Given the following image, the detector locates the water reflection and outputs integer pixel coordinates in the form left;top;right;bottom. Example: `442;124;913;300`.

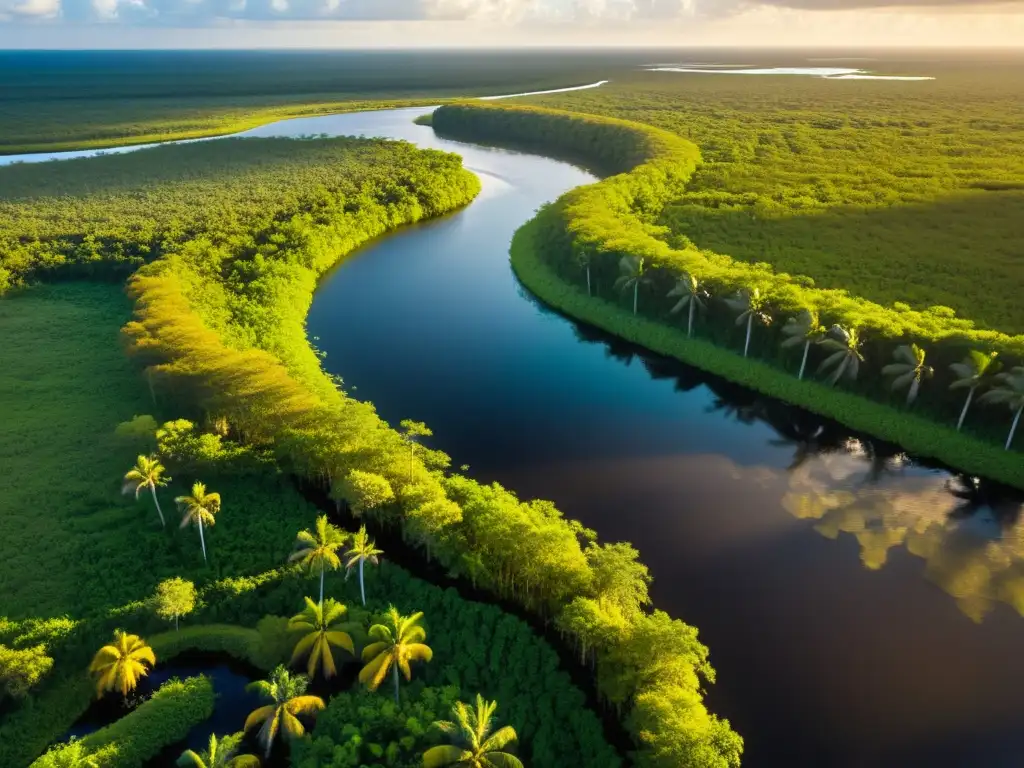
561;310;1024;623
785;462;1024;622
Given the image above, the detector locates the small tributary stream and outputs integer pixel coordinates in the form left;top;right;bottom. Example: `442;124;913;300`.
12;103;1024;767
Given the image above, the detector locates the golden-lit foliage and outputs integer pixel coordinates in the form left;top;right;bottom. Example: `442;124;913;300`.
359;607;433;699
87;630;156;699
243;665;325;759
424;693;523;768
288;597;355;680
152;577;197;630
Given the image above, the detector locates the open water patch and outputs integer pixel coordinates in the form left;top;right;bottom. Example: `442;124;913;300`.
646;66;934;81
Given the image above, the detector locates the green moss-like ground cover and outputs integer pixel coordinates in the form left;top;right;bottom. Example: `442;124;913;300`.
0;284;158;618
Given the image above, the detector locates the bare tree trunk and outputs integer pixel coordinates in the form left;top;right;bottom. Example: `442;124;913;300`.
586;264;591;296
957;387;975;431
687;301;695;338
149;484;166;527
392;663;400;704
198;519;207;564
359;558;366;606
1006;404;1023;450
744;315;753;357
632;282;638;315
319;561;325;608
907;377;921;406
799;341;810;380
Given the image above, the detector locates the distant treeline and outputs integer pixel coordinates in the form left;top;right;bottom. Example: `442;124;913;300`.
430;103;1024;486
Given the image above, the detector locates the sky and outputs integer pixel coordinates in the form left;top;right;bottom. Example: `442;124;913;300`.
0;0;1022;47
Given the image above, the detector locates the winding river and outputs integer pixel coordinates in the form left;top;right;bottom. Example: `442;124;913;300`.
10;103;1024;767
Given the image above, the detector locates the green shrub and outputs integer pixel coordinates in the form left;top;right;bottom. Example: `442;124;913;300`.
291;685;460;768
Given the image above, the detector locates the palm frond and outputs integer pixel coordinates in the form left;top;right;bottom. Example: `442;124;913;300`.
423;745;470;768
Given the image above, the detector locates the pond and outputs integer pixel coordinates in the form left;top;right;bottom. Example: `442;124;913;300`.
14;104;1024;767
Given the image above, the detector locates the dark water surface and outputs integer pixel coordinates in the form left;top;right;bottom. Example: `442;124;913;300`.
16;105;1024;766
60;653;264;765
293;110;1024;767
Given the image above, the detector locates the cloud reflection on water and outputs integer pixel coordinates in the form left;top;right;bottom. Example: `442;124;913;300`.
783;447;1024;622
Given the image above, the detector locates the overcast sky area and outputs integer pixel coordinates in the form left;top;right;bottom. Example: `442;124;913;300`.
1;0;1022;48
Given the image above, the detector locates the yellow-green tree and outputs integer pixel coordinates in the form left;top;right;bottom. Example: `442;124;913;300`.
88;630;155;699
244;666;324;759
177;732;259;768
175;481;220;564
344;525;383;606
288;597;354;680
423;694;523;768
153;577;197;631
289;515;345;607
359;607;432;704
122;455;170;527
0;643;52;700
399;420;433;484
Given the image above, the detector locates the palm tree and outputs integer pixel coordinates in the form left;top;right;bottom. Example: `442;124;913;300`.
88;630;155;699
780;309;827;380
724;288;771;357
423;694;523;768
575;247;594;296
244;666;325;760
979;367;1024;450
175;482;220;564
289;515;345;607
344;525;383;606
177;733;260;768
817;325;865;386
666;271;708;338
359;607;433;704
882;343;933;406
613;255;650;315
288;597;354;680
122;455;170;527
950;350;1002;431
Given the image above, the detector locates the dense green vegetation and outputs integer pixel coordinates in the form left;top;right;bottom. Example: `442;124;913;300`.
430;102;1024;488
529;66;1024;335
0;49;620;154
0;133;738;767
113;134;740;764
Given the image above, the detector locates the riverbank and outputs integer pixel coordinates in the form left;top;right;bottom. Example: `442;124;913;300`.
510;211;1024;489
429;101;1024;491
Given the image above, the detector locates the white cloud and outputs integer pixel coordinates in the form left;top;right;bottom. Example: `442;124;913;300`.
0;0;1021;42
2;0;59;15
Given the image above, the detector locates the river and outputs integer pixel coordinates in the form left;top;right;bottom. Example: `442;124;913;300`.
10;105;1024;767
